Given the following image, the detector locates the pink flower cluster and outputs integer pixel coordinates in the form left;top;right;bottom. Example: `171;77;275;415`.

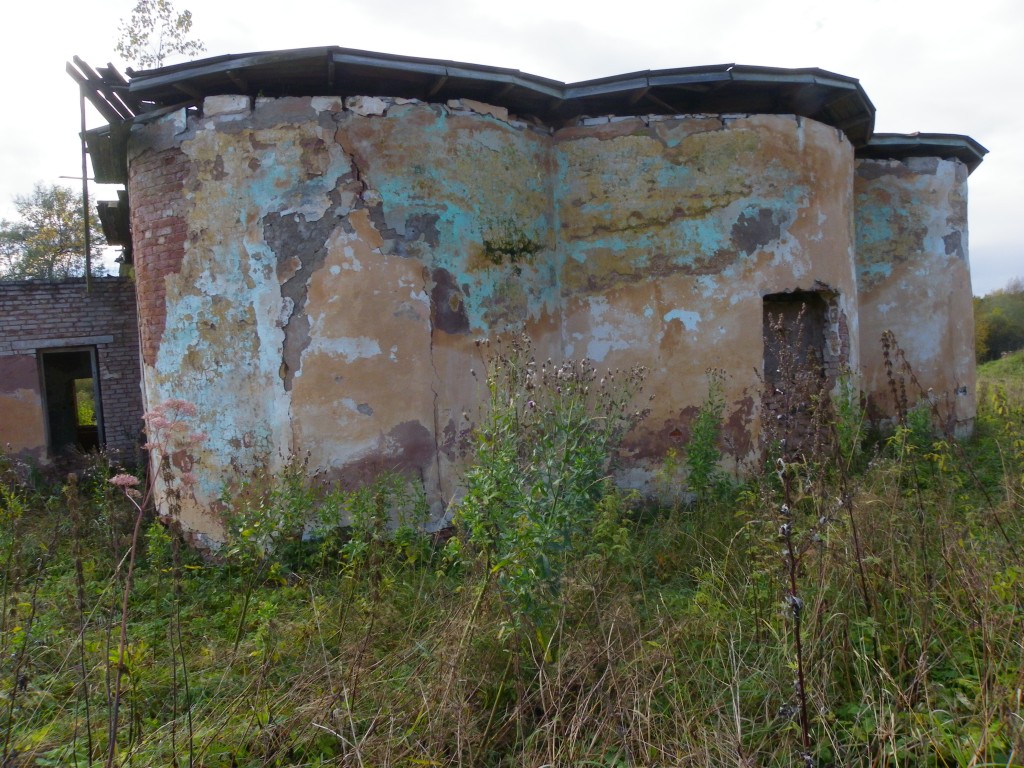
109;398;206;502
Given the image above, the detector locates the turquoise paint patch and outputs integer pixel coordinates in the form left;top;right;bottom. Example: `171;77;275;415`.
663;308;700;331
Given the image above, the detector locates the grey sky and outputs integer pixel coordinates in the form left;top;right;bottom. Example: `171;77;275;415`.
2;0;1020;294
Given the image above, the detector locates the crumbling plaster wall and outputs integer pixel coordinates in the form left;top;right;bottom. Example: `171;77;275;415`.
129;95;861;537
855;156;975;435
554;114;859;482
129;95;558;538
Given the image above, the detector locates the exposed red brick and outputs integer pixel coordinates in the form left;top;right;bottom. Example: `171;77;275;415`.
130;148;189;367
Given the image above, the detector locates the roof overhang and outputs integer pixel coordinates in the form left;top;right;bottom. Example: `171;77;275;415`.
119;46;876;144
73;47;990;184
857;133;988;174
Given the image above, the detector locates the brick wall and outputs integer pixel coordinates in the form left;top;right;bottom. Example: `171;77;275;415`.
0;278;143;459
129;148;188;368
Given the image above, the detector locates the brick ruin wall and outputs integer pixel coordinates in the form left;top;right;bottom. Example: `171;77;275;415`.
0;278;144;460
129;149;189;368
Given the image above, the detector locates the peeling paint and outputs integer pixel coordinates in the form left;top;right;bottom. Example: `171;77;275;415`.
663;309;701;331
855;156;975;434
125;93;975;540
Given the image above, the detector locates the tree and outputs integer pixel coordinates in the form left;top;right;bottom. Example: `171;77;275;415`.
974;276;1024;362
0;184;106;281
116;0;206;70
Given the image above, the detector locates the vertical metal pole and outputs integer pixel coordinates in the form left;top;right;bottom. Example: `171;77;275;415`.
80;87;92;293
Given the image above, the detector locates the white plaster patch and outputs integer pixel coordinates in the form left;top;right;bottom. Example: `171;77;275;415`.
278;296;295;327
329;265;341;275
697;275;719;298
345;96;388;116
663;309;701;331
340;246;362;272
204;94;250;117
585;296;644;362
311;96;344;113
314;336;382;362
156;108;188;135
460;98;509;122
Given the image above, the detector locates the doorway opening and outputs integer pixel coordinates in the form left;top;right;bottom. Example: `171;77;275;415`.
762;291;832;454
40;348;103;456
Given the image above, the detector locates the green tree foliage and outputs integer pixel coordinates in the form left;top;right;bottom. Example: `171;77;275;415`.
0;184;105;281
116;0;206;70
974;276;1024;362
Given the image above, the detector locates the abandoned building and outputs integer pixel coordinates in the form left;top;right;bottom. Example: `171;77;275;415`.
0;277;144;463
67;47;986;541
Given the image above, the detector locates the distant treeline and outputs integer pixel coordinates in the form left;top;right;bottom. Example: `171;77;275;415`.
975;276;1024;362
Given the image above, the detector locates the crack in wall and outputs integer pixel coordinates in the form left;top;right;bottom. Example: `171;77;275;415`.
263;188;343;391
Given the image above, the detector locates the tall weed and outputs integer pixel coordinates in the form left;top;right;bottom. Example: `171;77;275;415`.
455;334;648;639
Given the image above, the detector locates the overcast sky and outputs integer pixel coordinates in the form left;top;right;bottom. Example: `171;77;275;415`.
2;0;1020;294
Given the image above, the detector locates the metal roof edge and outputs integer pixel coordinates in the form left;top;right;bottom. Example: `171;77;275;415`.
858;133;988;174
119;47;875;141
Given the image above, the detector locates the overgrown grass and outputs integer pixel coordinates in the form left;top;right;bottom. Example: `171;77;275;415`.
979;349;1024;401
1;345;1022;767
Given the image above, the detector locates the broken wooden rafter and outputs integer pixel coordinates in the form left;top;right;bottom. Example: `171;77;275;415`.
66;62;131;124
72;57;136;121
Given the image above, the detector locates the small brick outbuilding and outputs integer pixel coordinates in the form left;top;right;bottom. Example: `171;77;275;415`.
0;278;144;463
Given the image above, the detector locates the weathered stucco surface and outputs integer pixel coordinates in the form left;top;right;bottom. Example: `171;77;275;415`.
554;114;858;484
0;355;46;457
855;156;975;434
126;93;972;540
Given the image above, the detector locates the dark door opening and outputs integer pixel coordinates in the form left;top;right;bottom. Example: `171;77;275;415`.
40;348;103;456
762;291;830;453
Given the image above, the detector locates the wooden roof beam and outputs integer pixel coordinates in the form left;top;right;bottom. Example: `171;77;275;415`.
66;62;129;123
226;69;249;91
427;75;448;97
173;81;203;99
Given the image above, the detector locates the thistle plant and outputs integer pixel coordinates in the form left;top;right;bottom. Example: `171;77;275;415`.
456;334;648;641
106;398;204;767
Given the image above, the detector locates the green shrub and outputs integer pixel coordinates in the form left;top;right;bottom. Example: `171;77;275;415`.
455;334;647;635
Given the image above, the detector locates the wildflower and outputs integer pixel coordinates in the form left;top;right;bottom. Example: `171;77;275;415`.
110;474;141;488
164;398;198;417
147;415;171;431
